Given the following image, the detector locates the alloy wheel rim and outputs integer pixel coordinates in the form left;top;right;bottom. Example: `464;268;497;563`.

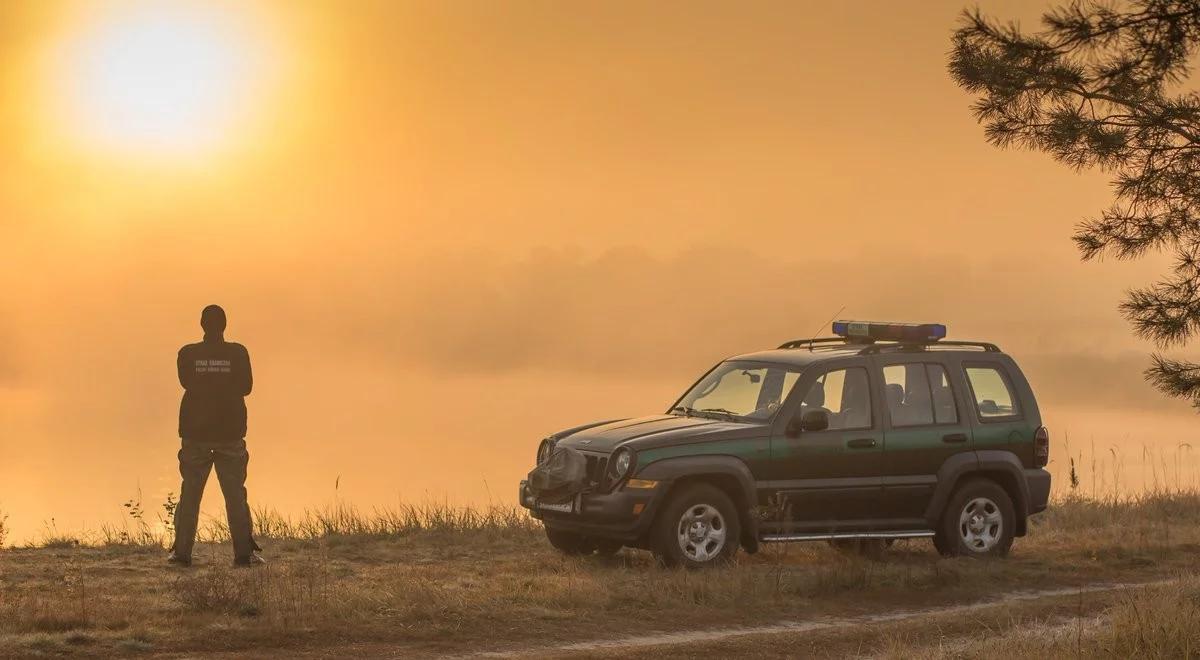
958;497;1002;552
676;503;727;562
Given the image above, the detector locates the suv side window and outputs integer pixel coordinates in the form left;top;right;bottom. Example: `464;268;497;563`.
928;364;958;424
964;364;1019;419
882;363;959;426
798;367;872;430
883;364;933;426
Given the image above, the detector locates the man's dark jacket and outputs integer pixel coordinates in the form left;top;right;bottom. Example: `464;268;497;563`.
177;338;253;440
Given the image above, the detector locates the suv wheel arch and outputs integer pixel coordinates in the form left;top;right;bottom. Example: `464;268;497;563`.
635;455;760;554
925;451;1031;537
972;468;1027;537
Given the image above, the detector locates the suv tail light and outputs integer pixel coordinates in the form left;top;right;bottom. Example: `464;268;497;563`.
1034;426;1049;467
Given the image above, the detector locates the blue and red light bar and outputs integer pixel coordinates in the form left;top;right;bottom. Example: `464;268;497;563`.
832;320;947;344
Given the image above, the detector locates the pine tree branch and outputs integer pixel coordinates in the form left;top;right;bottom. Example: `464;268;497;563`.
952;0;1200;406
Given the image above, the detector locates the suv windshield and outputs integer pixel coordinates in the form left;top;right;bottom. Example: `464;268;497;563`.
673;361;803;421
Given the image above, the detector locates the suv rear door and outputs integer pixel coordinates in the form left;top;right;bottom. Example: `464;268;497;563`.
874;355;975;527
962;359;1033;457
766;358;885;529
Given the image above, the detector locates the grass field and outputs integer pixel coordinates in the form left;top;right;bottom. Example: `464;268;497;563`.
1;494;1200;658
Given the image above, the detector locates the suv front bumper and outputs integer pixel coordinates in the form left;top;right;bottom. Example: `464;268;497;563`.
519;480;665;542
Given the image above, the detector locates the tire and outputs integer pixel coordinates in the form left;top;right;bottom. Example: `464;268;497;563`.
934;478;1015;558
544;526;597;556
651;483;741;569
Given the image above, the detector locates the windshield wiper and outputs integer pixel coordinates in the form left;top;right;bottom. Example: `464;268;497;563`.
696;407;739;420
672;406;740;420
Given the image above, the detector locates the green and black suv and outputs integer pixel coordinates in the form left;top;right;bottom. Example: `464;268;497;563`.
520;321;1051;567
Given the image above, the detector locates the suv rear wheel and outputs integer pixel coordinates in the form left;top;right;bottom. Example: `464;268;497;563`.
934;478;1015;558
651;483;741;568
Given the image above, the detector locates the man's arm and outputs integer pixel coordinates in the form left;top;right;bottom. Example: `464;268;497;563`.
177;347;195;390
238;346;253;397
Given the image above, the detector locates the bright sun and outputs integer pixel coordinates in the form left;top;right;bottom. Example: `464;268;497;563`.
57;2;272;157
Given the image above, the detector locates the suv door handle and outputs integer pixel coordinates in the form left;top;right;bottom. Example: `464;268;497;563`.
847;438;876;449
942;433;968;444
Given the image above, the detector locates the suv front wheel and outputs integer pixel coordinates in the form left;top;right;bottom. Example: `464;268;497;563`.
934;478;1015;558
652;483;741;568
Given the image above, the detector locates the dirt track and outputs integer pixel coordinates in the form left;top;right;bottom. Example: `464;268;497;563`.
472;579;1170;659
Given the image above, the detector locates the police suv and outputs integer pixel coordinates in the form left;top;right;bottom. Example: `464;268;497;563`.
520;321;1051;567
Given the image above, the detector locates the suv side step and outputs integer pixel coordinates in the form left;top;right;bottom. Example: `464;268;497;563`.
761;530;935;543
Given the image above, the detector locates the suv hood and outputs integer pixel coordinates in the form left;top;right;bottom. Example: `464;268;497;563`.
555;414;764;454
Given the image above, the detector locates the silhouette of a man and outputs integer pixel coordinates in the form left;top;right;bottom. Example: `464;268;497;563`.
169;305;263;567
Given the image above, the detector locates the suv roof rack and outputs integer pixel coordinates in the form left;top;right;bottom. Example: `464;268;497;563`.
777;337;1001;354
778;320;1001;355
777;337;847;350
857;340;1000;355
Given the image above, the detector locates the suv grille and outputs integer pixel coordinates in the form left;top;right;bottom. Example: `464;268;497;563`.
584;454;610;490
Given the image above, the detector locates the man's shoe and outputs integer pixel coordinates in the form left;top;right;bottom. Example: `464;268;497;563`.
166;552;192;567
233;553;266;568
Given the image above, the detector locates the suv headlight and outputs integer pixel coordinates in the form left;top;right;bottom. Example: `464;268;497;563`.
537;438;555;464
610;447;635;480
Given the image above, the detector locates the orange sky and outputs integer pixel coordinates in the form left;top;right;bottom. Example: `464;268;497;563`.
1;1;1195;542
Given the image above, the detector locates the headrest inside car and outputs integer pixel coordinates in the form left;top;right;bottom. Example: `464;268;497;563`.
804;384;825;407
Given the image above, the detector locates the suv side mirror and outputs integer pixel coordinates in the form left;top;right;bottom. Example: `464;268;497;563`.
788;409;829;436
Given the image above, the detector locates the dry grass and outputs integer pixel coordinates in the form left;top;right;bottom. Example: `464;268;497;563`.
246;500;537;539
865;576;1200;659
3;494;1200;657
1092;578;1200;657
573;578;1200;659
22;500;537;549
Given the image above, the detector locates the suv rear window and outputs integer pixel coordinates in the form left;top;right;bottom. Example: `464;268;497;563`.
928;364;958;424
964;365;1019;419
882;363;958;426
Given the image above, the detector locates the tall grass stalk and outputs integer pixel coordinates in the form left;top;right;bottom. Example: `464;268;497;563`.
244;501;537;541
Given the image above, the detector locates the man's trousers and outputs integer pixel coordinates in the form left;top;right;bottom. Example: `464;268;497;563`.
171;437;256;560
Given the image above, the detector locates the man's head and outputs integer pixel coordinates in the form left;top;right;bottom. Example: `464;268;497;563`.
201;305;227;335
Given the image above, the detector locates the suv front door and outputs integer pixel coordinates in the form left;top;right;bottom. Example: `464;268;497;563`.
766;362;885;530
875;356;974;527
